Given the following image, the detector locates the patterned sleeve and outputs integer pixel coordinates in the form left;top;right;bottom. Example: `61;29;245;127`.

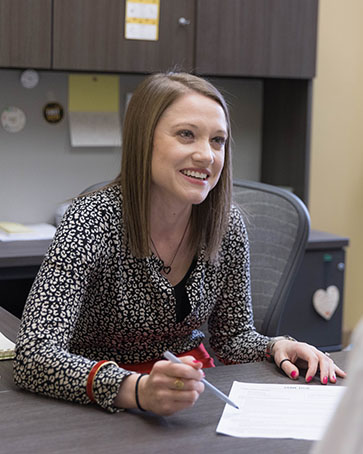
13;193;132;412
208;206;271;364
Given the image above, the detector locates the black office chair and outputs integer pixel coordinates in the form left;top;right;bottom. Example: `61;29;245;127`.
232;179;310;336
201;179;310;364
54;181;113;226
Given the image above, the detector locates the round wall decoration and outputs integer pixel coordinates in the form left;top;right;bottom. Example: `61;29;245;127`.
1;106;26;133
43;102;64;124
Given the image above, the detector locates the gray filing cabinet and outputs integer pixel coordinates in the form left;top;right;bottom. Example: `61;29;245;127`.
279;230;349;352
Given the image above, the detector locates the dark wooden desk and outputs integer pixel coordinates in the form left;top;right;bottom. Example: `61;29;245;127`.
0;237;53;268
0;239;52;318
0;308;347;454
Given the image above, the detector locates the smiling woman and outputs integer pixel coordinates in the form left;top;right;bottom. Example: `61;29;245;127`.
14;72;345;418
119;73;233;263
151;92;227;201
149;91;227;285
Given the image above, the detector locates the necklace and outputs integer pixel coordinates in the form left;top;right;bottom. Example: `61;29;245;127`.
150;220;190;275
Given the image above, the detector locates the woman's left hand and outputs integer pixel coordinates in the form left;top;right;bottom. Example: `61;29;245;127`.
272;340;346;384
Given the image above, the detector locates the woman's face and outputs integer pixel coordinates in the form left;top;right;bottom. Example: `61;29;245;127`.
151;92;228;209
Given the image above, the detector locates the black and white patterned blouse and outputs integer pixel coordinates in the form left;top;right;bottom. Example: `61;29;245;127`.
14;185;270;412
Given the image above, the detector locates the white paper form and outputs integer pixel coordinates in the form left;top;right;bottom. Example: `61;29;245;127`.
216;382;346;440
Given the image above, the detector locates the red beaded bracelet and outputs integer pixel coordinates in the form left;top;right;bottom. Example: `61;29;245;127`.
86;360;118;402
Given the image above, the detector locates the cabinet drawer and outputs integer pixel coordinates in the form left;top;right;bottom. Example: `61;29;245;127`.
0;0;52;68
53;0;195;73
196;0;318;78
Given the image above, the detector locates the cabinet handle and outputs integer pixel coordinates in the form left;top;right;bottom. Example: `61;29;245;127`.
178;17;191;26
337;262;345;271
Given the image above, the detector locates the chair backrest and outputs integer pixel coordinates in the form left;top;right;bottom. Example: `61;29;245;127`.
232;179;310;336
54;181;112;226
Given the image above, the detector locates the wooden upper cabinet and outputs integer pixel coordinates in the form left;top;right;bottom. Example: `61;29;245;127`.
195;0;318;78
53;0;195;73
0;0;52;68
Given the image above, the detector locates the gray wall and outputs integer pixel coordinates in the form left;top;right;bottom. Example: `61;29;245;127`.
0;69;262;224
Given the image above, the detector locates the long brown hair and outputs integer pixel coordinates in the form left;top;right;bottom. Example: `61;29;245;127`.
115;72;232;260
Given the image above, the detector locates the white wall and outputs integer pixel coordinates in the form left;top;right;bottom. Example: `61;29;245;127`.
0;69;262;224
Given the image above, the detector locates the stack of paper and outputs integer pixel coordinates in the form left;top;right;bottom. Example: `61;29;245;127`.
0;332;15;360
0;222;56;259
0;222;56;242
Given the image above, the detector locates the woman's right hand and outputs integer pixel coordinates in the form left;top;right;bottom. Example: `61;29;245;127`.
114;356;205;415
139;356;205;415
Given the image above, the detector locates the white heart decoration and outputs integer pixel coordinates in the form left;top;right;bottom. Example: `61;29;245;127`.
312;285;340;320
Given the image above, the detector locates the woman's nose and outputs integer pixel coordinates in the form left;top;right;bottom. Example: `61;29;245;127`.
193;141;214;164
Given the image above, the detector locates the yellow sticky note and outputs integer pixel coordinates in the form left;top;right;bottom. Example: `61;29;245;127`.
68;75;119;113
0;222;32;233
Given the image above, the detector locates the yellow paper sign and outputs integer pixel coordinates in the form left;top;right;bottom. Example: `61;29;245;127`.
125;0;160;41
68;75;119;113
68;74;122;147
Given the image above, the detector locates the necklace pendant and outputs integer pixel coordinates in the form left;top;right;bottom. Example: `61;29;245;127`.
150;217;190;277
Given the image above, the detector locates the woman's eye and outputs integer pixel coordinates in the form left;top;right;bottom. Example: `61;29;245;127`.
212;136;227;147
178;130;194;140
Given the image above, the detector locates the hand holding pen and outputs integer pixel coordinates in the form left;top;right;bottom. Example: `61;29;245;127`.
132;353;206;416
129;351;238;415
164;351;239;409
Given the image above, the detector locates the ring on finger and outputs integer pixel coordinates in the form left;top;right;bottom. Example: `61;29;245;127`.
279;358;292;370
324;351;331;358
174;378;184;390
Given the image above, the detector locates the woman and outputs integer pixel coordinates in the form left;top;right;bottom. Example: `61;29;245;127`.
14;72;345;415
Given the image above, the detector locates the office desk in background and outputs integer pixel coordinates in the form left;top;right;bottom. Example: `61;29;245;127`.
0;307;347;454
0;230;348;351
0;238;52;318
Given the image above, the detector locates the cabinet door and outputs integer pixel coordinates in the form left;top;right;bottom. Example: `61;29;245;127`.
53;0;195;72
195;0;318;78
279;248;345;351
0;0;52;68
